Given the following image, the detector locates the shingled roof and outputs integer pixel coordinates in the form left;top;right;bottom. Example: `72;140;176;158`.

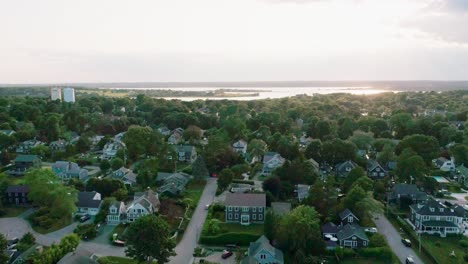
6;185;30;193
225;193;266;207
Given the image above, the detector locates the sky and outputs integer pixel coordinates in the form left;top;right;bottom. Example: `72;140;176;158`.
1;0;468;83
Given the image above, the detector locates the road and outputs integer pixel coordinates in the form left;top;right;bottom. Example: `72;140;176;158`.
169;178;217;264
374;214;424;264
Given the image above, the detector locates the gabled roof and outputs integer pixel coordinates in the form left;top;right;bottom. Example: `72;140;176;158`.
6;185;30;193
367;159;386;172
175;145;195;153
77;191;102;209
14;154;40;162
391;184;427;201
321;222;338;234
248;235;284;263
133;188;160;211
435;157;450;167
225;193;266;207
233;139;247;148
339;208;359;221
336;223;368;241
112;167;137;183
410;198;460;216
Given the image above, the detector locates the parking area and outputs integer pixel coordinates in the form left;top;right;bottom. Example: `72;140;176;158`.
195;251;237;264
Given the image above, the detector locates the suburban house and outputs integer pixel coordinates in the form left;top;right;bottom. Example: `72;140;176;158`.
175;145;197;163
57;247;98;264
107;201;127;225
76;191;102;216
335;160;358;178
339;208;360;226
16;139;43;154
101;141;123;160
385;161;397;171
8;154;41;176
111;167;137;186
262;152;285;175
307;158;320;174
299;134;313;148
232;139;248;154
107;188;161;225
168;128;184;144
5;185;30;205
409;198;464;237
456;165;468;188
225;193;266;225
367;159;388;179
114;132;126;142
241;235;284;264
336;223;369;248
157;127;171;136
49;139;68;152
52;161;88;181
387;184;428;205
294;184;311;202
433;157;456;172
90;135;105;150
321;209;369;249
156;172;192;195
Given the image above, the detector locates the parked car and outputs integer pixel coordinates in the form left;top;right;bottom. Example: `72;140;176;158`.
205;204;210;210
222;250;233;259
364;227;378;233
113;240;125;247
405;255;415;264
402;238;411;247
79;214;91;222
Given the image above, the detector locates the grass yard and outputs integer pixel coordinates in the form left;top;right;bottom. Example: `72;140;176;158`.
421;235;466;264
110;223;128;241
1;206;29;217
221;223;264;234
30;215;72;234
184;180;206;207
339;258;396;264
98;256;138;264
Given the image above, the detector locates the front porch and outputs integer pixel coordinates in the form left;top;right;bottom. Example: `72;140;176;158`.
420;221;460;237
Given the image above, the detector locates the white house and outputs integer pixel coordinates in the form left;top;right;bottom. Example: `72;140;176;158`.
232;139;248;155
107;188;160;225
76;191;102;216
433;157;455;172
102;141;123;160
262;152;285;175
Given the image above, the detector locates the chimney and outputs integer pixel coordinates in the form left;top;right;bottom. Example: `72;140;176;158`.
68;161;72;170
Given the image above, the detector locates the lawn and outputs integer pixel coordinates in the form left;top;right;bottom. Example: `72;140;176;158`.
110;223;128;241
221;223;264;234
184;179;206;207
339;258;396;264
1;206;28;217
98;256;138;264
421;235;466;264
30;215;72;234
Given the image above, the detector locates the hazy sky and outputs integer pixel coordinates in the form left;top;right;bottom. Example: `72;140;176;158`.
1;0;468;83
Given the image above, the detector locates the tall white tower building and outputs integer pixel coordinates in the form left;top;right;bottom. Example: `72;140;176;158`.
50;87;62;101
63;87;76;103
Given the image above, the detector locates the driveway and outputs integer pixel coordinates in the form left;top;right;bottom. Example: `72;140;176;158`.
195;251;236;264
374;214;424;264
168;178;217;264
0;217;58;246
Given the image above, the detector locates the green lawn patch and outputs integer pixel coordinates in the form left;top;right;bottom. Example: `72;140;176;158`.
339;258;395;264
421;235;465;264
98;256;138;264
184;179;206;207
110;223;128;241
200;221;264;246
1;206;28;217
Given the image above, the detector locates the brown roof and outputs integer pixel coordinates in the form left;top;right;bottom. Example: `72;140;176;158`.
225;193;266;207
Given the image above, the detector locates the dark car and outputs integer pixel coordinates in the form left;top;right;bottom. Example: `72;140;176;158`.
79;214;91;222
222;250;233;259
402;238;412;247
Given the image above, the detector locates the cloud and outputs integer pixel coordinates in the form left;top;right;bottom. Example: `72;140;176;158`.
403;0;468;44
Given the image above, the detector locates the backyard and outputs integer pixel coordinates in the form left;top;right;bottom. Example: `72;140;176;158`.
420;235;466;264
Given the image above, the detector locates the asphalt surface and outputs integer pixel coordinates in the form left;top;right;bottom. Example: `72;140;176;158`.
374;214;424;264
169;178;217;264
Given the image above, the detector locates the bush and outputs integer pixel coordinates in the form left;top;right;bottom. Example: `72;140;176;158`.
74;223;98;240
459;240;468;248
464;254;468;262
369;233;387;248
357;247;393;260
335;247;356;259
199;232;261;246
211;203;226;212
232;179;255;185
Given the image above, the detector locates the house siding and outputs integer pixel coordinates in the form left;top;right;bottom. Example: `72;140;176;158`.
225;206;265;225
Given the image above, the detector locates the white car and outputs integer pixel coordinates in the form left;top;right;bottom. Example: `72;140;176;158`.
205;204;210;210
406;255;415;264
364;227;378;233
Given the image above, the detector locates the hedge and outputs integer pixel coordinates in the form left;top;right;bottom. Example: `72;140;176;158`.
232;179;255;185
356;247;393;260
199;232;261;246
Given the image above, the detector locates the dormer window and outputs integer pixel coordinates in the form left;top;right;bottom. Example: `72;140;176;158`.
430;208;435;212
439;208;444;212
346;167;351;172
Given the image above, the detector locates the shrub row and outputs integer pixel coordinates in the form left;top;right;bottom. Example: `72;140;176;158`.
232;179;255;185
199;232;260;246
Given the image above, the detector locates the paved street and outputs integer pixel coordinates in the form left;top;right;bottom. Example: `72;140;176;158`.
169;178;217;264
374;214;424;264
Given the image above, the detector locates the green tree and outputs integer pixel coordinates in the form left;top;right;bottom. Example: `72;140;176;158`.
396;148;428;183
342;167;366;193
0;233;8;264
111;158;124;171
349;131;375;150
321;139;357;164
264;210;280;240
305;178;338;220
207;219;221;235
184;125;203;142
277;205;325;257
396;134;439;164
262;177;281;199
125;215;176;263
192;156;209;179
100;159;111;175
247;139;267;161
450;144;468;166
218;168;234;191
304;139;322;161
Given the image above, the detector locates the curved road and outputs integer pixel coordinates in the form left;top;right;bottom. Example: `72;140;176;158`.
169;178;217;264
374;214;424;264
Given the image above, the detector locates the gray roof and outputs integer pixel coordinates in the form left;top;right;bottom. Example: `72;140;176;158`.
321;222;338;234
225;193;266;207
134;188;160;211
57;247;98;264
410;198;460;217
263;152;280;163
248;235;284;263
367;159;386;172
390;184;427;201
176;145;195;154
339;208;358;221
271;202;291;216
335;160;358;176
435;157;449;167
77;191;102;209
6;185;30;193
336;223;368;241
15;155;40;163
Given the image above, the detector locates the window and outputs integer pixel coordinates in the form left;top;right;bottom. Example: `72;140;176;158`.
242;207;249;212
235;214;239;219
228;206;232;212
235;207;239;212
348;216;354;222
448;216;453;221
259;214;263;220
253;214;256;220
430;208;435;212
436;216;441;221
363;241;368;246
252;207;256;212
259;207;263;212
439;208;444;212
424;215;429;220
228;213;232;219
